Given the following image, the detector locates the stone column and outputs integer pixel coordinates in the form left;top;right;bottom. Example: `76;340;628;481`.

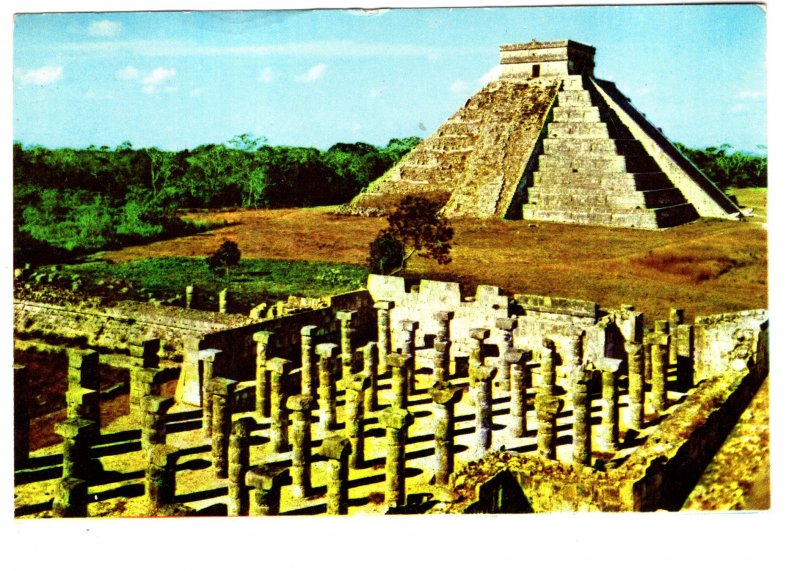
432;311;453;386
360;342;379;413
141;396;174;449
229;417;255;516
571;371;592;466
595;358;623;453
374;300;395;374
535;395;561;460
647;331;670;414
468;328;490;375
52;477;88;518
429;384;463;486
300;325;318;397
398;320;419;389
266;357;292;453
253;330;274;420
320;435;352;515
505;349;531;438
55;418;97;481
145;444;177;514
668;308;685;364
385;352;412;409
381;407;414;508
675;323;695;387
337;310;358;382
470;365;497;456
538;341;556;396
287;395;314;499
344;374;368;470
199;348;223;439
494;318;518;391
246;464;291;516
625;342;645;430
563;332;583;368
66;349;100;438
185;285;194;309
316;342;340;436
207;377;237;479
14;365;30;468
219;288;228;314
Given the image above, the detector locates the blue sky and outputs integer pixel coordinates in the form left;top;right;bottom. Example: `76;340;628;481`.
13;4;766;152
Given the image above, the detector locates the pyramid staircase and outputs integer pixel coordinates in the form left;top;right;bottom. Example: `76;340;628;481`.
522;75;700;228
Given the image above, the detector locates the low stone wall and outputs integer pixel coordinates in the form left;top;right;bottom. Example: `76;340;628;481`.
13;299;256;360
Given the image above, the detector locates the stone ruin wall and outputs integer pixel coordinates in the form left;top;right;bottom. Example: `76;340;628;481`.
435;309;769;513
366;274;638;368
13;276;768;516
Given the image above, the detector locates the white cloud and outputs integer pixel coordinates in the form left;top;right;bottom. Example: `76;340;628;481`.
15;66;64;86
730;103;749;114
737;89;765;100
189;88;206;97
88;20;122;37
633;86;654;96
479;65;502;86
115;66;141;81
367;86;385;98
116;65;177;94
258;67;274;83
449;79;471;94
295;63;327;83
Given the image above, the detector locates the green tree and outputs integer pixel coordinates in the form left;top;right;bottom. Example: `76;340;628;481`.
368;196;454;275
206;240;242;277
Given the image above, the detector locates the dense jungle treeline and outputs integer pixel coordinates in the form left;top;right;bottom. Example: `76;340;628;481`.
13;136;765;266
13;135;421;264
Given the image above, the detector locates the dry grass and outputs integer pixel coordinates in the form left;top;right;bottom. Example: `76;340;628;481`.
101;190;767;324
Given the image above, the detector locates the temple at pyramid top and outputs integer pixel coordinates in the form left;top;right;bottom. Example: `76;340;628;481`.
499;39;596;78
343;38;743;228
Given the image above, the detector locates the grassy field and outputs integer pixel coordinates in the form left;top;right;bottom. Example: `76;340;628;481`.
95;189;767;322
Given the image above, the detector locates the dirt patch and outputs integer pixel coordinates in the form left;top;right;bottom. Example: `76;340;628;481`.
99;204;767;324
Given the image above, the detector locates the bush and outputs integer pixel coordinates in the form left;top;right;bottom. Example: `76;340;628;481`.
367;230;405;275
206;240;241;277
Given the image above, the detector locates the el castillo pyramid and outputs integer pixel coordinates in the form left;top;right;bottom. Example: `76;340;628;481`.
345;39;743;228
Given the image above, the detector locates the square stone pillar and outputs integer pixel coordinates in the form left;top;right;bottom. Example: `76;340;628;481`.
374;301;395;374
198;348;223;438
207;377;237;479
252;330;274;419
319;435;352;515
300;325;319;397
594;357;623;452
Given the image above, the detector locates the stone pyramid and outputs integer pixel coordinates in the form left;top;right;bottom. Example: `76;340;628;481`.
346;39;742;229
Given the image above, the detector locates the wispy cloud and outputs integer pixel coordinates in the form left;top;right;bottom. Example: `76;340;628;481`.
730;103;750;114
479;65;502;86
116;65;177;94
295;63;327;83
737;89;765;100
258;67;274;83
15;66;64;85
367;86;386;98
88;20;122;38
449;79;471;94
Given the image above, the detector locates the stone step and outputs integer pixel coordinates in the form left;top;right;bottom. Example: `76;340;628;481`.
547;121;609;138
530;187;689;209
542;138;647;156
552;106;602;123
538;152;661;174
437;122;481;137
560;75;586;91
522;203;698;229
538;154;627;173
556;90;594;107
533;171;673;190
